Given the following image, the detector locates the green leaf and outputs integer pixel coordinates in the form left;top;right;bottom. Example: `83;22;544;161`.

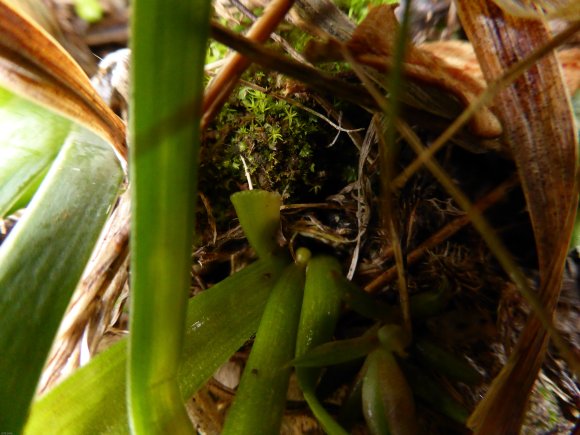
362;348;418;435
340;277;398;321
73;0;104;22
413;339;482;385
341;275;450;321
291;326;379;368
0;87;71;217
361;353;390;435
25;256;288;434
296;255;348;435
231;189;282;258
222;262;306;435
128;0;211;432
296;256;345;361
0;126;123;433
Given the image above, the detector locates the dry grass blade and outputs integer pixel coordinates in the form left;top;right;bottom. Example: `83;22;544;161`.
0;0;126;165
455;1;579;433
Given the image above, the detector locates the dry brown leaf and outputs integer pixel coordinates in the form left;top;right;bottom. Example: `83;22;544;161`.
491;0;580;20
422;40;580;97
558;47;580;93
345;5;503;138
455;1;579;433
0;0;127;166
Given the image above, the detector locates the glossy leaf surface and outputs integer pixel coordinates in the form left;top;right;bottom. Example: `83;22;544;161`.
0;126;123;432
25;256;288;434
0;88;70;216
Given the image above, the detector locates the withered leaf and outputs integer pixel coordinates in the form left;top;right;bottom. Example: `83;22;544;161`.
345;5;503;138
421;40;580;97
455;1;579;433
0;0;126;165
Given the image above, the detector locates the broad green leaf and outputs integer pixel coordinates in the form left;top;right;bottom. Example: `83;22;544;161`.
0;126;123;433
0;87;71;217
222;262;306;435
179;255;288;396
25;255;289;434
128;0;210;432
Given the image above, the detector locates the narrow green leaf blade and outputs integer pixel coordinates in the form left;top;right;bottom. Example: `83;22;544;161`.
128;0;211;432
403;363;469;424
291;329;378;368
0;126;123;432
413;339;482;385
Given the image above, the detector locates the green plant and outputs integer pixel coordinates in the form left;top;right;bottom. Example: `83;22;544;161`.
336;0;398;22
1;0;578;433
0;0;211;432
208;83;321;197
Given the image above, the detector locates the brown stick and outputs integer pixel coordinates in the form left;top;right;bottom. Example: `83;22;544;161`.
202;0;295;129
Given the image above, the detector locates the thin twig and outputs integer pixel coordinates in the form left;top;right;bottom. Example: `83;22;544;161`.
364;175;519;292
203;0;296;129
209;21;377;110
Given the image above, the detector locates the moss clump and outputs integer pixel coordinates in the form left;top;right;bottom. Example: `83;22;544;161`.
200;73;358;229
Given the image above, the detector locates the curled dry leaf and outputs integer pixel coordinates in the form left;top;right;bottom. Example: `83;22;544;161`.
344;5;503;138
421;41;580;97
0;0;127;166
455;0;579;433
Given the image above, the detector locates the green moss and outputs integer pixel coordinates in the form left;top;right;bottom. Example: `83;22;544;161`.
223;84;320;194
199;73;358;229
206;41;229;65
